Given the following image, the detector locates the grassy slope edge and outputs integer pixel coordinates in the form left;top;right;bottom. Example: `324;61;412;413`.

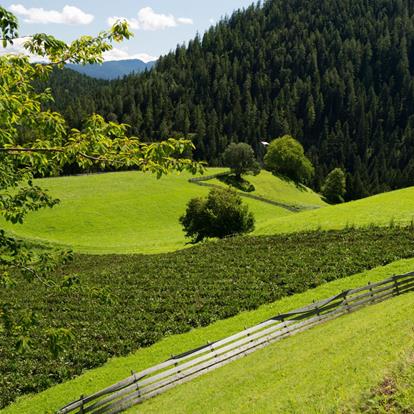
3;258;414;414
256;185;414;236
140;287;414;414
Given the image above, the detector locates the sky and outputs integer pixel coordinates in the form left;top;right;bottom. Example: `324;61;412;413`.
1;1;255;62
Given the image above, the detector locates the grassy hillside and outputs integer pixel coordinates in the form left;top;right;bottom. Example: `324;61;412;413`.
3;258;414;414
208;170;326;209
0;169;295;254
255;185;414;236
3;169;412;255
2;169;414;411
139;290;414;414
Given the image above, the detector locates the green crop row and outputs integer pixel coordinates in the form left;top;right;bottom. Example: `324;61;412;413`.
1;226;414;408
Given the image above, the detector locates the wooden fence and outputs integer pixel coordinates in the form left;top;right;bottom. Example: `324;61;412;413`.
57;271;414;414
188;173;319;212
188;172;230;182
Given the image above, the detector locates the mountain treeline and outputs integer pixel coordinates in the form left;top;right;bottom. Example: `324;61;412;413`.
66;59;156;80
48;0;414;199
44;69;107;128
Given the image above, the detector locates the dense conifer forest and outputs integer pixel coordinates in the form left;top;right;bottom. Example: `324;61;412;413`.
47;0;414;199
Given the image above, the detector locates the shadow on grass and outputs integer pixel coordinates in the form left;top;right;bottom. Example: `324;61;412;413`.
217;174;256;192
273;173;309;192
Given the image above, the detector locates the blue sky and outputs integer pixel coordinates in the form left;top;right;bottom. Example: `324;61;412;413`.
2;1;255;61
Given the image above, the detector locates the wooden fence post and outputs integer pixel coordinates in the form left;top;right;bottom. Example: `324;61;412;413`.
79;395;84;414
343;292;351;312
393;275;400;296
368;281;374;303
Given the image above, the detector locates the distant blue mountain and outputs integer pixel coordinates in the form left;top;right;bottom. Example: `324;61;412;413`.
66;59;156;80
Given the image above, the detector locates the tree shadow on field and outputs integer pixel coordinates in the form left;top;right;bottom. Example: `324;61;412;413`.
273;172;308;192
217;174;255;192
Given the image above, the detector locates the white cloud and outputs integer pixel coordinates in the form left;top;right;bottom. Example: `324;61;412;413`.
103;47;157;63
9;4;94;25
108;7;193;31
177;17;194;25
0;37;27;56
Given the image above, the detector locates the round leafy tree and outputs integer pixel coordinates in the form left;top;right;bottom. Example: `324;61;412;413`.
322;168;347;203
264;135;314;184
222;143;260;179
180;188;255;243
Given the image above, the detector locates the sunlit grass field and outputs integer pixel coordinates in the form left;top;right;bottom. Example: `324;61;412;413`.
1;169;298;254
4;168;413;255
2;168;327;254
209;169;327;209
256;185;414;236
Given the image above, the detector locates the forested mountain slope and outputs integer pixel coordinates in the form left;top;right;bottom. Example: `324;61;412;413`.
49;0;414;199
44;68;107;129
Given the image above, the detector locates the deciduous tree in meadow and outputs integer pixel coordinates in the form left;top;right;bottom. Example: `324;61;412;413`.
222;142;260;179
180;188;255;243
264;135;314;184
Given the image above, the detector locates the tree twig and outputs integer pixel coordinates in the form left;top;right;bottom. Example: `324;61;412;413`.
11;264;56;288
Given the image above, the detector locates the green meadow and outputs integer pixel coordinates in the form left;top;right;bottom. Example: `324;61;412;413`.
256;185;414;236
208;169;327;209
1;169;294;254
4;169;414;256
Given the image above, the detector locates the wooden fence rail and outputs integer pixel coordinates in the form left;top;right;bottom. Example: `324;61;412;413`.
188;173;318;212
57;271;414;414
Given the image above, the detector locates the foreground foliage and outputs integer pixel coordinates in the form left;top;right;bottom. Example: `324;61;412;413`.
0;6;202;358
1;226;414;408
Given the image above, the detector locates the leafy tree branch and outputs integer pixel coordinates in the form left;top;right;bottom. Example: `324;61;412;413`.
0;5;204;356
